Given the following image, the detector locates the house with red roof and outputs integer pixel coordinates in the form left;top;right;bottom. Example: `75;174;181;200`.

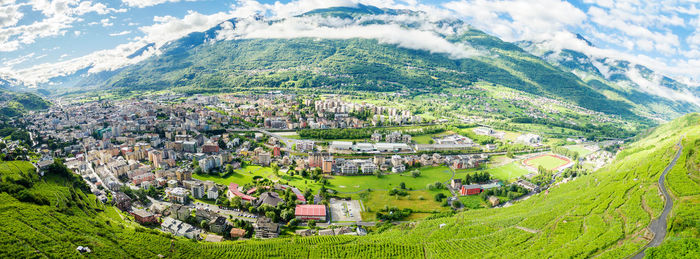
295;204;326;221
228;183;257;201
460;184;483;196
291;187;306;202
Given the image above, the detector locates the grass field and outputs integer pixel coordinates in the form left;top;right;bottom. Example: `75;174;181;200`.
485;162;532;181
412;134;434;144
194;164;455;194
523;153;571;171
326;166;454;193
356;189;452;221
564;145;595;157
459;195;487;209
193;165;274;186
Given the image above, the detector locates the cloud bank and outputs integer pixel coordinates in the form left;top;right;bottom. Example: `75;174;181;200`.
215;15;482;59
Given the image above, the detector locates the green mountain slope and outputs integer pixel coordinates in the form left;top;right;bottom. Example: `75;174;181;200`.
519;41;700;120
2;114;698;258
80;6;671;120
0;89;50;119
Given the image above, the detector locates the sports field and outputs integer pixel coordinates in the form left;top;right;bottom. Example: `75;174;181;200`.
564;145;595;156
522;153;571;171
486;162;531;181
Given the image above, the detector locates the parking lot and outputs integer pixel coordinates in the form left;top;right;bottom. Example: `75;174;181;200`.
329;199;363;222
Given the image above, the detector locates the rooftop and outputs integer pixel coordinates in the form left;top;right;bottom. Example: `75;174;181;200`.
295;204;326;217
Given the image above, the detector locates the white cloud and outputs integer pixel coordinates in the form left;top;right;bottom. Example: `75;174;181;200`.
121;0;197;8
0;3;25;28
217;15;482;59
100;18;113;27
625;66;700;106
0;0;125;52
443;0;586;42
13;40;156;86
137;10;234;48
2;53;34;67
109;30;132;36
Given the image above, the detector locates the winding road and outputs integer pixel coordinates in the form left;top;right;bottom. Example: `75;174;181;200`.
631;137;684;259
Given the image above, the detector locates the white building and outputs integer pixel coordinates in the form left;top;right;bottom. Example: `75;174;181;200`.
169;187;189;204
207;186;219;200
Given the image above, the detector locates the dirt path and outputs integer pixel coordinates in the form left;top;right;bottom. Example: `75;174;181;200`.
631;137;683;259
515;226;540;233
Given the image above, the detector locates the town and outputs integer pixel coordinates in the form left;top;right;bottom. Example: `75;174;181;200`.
9;92;614;242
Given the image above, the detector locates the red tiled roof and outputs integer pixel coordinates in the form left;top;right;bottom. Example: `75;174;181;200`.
228;183;256;201
291;188;306;202
295;205;326;217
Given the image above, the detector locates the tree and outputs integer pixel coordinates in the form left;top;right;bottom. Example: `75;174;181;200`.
399;182;406;189
226;164;235;175
192;158;199;167
266;211;277;222
434;193;446;202
200;220;208;230
411;170;421;178
506;151;514;158
231;196;242;209
451;200;462;209
194;166;203;175
308;220;316;228
434;181;443;189
271;163;280;176
218;138;226;150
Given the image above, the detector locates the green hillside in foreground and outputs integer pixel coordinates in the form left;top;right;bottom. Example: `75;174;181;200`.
1;114;699;258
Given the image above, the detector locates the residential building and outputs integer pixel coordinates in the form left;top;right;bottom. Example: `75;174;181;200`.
207;185;219;200
254;217;279;238
132;209;158;225
191;182;205;199
161;217;201;239
230;228;247;238
209;216;229;235
169;187;189;204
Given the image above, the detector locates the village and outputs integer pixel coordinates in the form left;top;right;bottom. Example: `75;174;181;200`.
17;92;614;242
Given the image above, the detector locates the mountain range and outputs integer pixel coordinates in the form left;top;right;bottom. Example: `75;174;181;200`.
5;4;700;121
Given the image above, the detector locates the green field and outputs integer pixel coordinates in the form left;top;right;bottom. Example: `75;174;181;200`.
485;162;532;181
357;189;452;221
523;154;570;171
196;164;456;194
192;165;274;186
459;195;487;209
564;145;594;157
329;166;453;193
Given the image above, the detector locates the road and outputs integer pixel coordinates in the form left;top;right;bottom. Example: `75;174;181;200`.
192;201;258;222
631;137;684;259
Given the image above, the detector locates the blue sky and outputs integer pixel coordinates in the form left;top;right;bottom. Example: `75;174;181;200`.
1;0;700;86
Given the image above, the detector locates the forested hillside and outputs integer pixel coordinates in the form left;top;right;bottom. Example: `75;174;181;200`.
0;89;50;119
